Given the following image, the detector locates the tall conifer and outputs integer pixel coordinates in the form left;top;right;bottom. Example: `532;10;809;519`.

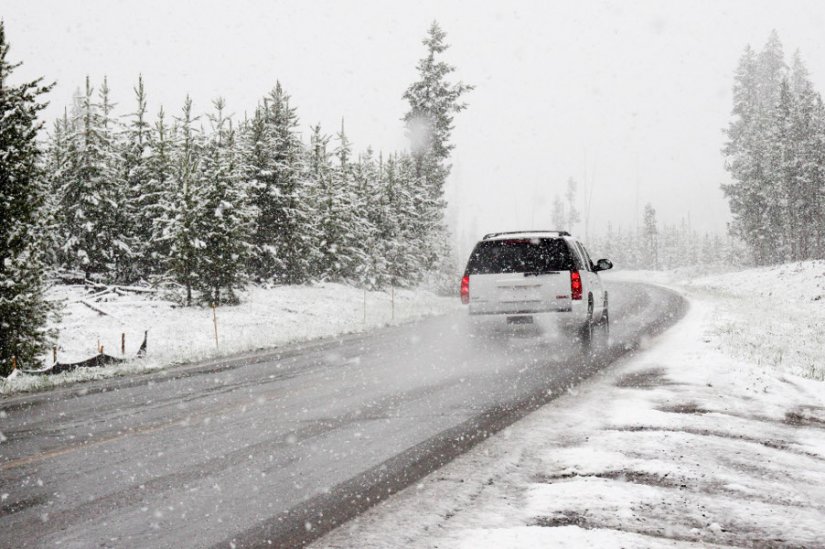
0;21;55;373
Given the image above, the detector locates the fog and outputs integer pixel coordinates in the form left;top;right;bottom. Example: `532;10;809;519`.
7;0;825;256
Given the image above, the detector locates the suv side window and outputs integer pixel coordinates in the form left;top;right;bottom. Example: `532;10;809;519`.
578;243;596;272
567;241;586;271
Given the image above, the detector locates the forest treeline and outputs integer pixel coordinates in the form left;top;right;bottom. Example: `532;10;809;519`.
42;25;470;305
724;31;825;264
0;21;470;373
43;79;450;305
590;203;747;271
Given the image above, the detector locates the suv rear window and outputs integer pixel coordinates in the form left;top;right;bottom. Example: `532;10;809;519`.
466;238;573;275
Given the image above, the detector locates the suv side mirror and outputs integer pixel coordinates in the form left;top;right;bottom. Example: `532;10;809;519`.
594;258;613;272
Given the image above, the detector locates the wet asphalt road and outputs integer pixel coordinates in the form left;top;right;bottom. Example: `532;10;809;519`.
0;281;686;548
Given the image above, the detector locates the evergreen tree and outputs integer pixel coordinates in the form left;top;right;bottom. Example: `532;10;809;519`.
42;109;72;270
140;106;176;277
59;76;122;280
403;21;473;191
769;78;796;261
402;21;472;273
98;76;133;281
144;106;176;276
565;177;580;232
306;123;335;279
383;153;420;287
123;75;154;280
242;103;277;281
722;45;768;263
642;203;658;269
331;120;370;282
267;83;312;283
246;82;312;284
0;21;56;374
724;32;825;264
551;195;566;229
789;53;825;259
756;30;786;114
196;99;252;304
351;148;386;289
164;96;203;305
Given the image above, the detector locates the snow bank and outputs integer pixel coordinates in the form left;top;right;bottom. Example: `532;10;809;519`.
606;261;825;380
314;263;825;548
685;260;825;381
1;283;458;395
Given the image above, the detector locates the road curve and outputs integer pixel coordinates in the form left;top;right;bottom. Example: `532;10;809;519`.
0;281;686;548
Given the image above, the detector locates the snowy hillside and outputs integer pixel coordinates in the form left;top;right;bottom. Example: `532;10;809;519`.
315;262;825;547
607;261;825;381
1;283;458;394
687;261;825;381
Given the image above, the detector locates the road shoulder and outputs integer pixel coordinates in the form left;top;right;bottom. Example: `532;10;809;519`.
1;283;457;397
314;279;825;548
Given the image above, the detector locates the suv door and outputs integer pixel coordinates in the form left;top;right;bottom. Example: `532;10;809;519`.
575;241;605;317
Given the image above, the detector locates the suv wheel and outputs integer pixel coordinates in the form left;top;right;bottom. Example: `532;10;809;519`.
596;296;610;353
579;298;594;351
600;295;609;338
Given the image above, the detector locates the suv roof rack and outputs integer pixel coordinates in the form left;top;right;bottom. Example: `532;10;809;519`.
482;230;571;240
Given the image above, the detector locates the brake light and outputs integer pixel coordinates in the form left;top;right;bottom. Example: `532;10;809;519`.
570;270;582;300
460;274;470;304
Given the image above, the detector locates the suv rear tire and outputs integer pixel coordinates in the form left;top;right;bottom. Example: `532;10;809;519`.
579;298;594;351
596;296;610;353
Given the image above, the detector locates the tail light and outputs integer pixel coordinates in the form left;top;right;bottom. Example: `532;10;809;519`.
570;270;582;300
460;274;470;304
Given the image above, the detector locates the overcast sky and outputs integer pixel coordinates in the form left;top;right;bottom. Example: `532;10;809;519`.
6;0;825;255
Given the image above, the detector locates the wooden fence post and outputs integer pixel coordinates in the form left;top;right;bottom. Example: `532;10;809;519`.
212;303;219;349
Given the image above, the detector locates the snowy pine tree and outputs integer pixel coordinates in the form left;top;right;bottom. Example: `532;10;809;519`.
42;109;73;270
403;21;472;275
122;75;154;280
722;45;767;263
381;153;417;288
642;203;658;269
724;32;825;264
196;99;252;304
331;121;370;282
788;53;825;259
164;96;204;305
242;103;277;281
565;177;580;232
0;21;56;374
246;83;312;284
551;195;566;229
351;148;387;289
144;106;176;277
59;76;123;280
98;77;133;282
306;123;335;279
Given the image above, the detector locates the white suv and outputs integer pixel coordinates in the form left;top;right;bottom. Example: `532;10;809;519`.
460;231;612;345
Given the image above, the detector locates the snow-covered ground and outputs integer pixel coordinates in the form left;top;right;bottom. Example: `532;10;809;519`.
1;283;457;395
315;262;825;548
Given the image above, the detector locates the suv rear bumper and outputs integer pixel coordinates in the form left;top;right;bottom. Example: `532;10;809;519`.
468;299;584;316
469;305;572;314
468;301;588;327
